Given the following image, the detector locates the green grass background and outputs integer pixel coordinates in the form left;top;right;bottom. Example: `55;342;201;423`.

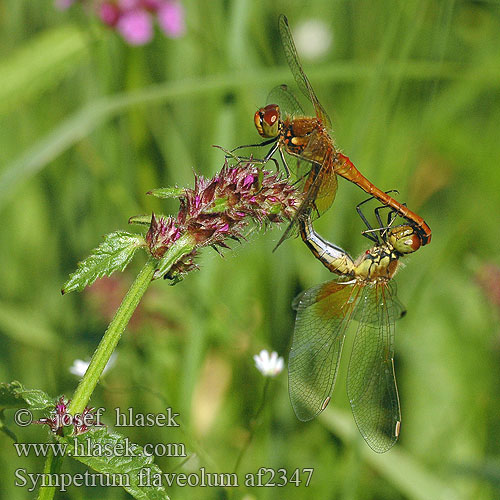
1;0;499;498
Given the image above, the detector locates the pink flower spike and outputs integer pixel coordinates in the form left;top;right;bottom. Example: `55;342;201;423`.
117;9;154;45
219;223;229;233
243;174;255;187
157;0;186;38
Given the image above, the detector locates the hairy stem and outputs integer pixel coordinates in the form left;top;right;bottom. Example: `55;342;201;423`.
37;235;195;500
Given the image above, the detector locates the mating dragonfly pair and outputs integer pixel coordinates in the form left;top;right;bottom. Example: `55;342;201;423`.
231;15;431;453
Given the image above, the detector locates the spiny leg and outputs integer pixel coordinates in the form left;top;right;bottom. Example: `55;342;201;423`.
356;190;399;243
214;144;281;172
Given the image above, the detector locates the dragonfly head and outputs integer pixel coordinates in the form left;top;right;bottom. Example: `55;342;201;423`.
387;225;422;255
254;104;281;138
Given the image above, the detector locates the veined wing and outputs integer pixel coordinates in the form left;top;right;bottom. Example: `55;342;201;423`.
274;144;336;250
289;279;361;421
347;280;401;453
301;159;338;217
278;15;332;130
267;84;304;118
267;84;305;175
352;281;406;324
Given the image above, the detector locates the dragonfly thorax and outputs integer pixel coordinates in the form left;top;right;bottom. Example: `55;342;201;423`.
354;245;399;280
282;117;331;163
354;225;421;280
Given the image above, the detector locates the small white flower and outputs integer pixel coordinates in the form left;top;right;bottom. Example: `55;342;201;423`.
253;350;284;377
293;19;333;60
69;353;117;377
69;359;90;377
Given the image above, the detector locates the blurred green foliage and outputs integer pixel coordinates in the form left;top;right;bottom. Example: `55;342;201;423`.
1;0;500;498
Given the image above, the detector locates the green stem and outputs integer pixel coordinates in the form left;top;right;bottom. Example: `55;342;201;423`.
37;235;195;500
233;377;270;473
68;256;157;415
36;449;62;500
69;234;194;415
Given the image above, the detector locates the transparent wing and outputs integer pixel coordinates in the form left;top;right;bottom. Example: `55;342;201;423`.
346;281;401;453
274;145;337;249
267;84;304;118
302;154;338;217
278;15;332;129
266;84;304;175
289;280;360;421
352;281;406;324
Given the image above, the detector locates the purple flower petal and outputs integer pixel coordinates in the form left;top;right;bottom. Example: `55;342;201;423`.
117;9;153;45
157;0;185;38
243;174;255;187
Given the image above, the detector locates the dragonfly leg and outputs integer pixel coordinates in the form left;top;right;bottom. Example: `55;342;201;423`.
230;137;277;153
279;147;291;177
230;154;281;172
356;190;400;218
216;143;282;172
374;203;407;230
356;190;400;243
356;203;377;243
363;200;409;242
373;205;395;241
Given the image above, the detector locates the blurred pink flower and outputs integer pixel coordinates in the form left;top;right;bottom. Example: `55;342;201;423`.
55;0;77;9
157;0;185;38
116;9;153;45
56;0;185;45
99;2;120;26
118;0;141;9
142;0;162;9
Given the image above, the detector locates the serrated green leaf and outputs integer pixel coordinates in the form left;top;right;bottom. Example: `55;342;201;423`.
0;381;53;410
128;214;154;226
147;187;185;199
58;428;170;500
62;232;146;294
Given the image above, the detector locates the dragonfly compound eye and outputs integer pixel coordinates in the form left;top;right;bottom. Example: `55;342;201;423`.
254;104;281;138
390;226;422;254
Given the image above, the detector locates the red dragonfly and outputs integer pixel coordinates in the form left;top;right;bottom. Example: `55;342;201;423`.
251;15;431;249
290;200;422;452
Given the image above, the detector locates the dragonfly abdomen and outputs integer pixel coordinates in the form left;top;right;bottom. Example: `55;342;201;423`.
334;153;432;245
300;218;354;276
